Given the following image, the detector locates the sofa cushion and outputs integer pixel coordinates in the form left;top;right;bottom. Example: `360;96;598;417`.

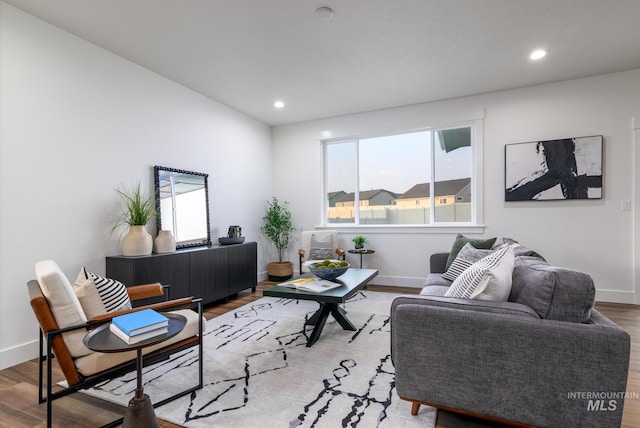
510;257;595;322
442;243;494;281
423;273;453;288
445;234;497;271
445;246;514;301
493;237;547;261
420;285;450;296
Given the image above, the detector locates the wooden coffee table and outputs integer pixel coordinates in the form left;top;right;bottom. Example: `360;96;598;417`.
263;268;378;347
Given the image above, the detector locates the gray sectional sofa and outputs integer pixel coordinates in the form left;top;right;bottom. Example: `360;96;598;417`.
390;240;630;427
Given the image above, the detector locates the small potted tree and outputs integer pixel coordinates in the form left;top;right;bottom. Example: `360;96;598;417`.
262;197;295;281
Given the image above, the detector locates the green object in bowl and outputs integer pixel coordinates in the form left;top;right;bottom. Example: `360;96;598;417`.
308;261;350;280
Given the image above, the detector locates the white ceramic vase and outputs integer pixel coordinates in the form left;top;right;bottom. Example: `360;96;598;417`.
121;225;153;256
154;230;176;254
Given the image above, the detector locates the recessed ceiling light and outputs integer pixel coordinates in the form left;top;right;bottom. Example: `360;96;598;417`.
273;100;285;109
530;49;548;60
316;6;334;20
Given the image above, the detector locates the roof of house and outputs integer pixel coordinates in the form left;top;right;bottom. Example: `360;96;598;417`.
335;189;398;203
327;191;346;200
397;178;471;199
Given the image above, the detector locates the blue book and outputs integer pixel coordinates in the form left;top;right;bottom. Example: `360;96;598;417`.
112;309;169;336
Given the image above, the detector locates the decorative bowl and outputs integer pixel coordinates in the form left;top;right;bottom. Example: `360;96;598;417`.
218;236;246;245
308;261;350;280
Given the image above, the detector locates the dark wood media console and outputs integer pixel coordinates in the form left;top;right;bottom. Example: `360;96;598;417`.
106;241;257;305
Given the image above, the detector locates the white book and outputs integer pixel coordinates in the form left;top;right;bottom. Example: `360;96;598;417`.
109;322;168;345
279;277;342;293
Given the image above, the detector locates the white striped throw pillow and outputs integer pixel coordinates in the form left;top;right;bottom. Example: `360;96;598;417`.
445;246;514;301
84;268;132;313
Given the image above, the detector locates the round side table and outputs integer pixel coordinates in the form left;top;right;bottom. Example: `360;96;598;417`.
83;313;186;428
348;249;375;269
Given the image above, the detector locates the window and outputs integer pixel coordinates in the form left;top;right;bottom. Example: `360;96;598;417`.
324;123;479;226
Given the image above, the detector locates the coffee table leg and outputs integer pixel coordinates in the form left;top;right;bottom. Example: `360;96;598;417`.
306;307;323;325
306;303;331;347
306;302;358;347
330;304;356;330
123;349;159;428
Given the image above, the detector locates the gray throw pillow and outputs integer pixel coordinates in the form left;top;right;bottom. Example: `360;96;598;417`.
309;234;334;260
442;243;494;281
445;234;497;271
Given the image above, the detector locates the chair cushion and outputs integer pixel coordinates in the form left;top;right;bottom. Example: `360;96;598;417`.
83;269;132;313
309;233;334;260
445;246;514;301
74;309;205;376
35;260;92;358
73;269;108;319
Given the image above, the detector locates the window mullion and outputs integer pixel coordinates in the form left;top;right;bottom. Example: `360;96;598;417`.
354;138;360;225
429;131;435;224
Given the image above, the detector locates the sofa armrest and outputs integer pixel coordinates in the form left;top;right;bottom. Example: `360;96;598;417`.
390;299;630;427
430;252;449;273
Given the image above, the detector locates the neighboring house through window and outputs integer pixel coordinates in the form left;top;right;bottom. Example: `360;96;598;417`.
323;123;481;226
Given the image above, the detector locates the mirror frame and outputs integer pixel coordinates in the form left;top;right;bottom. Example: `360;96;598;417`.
154;165;211;249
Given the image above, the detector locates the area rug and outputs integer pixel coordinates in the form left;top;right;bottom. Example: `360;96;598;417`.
83;291;437;427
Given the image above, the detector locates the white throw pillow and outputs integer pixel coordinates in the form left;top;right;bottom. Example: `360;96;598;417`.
445;246;514;301
73;269;108;319
82;268;132;313
309;233;334;260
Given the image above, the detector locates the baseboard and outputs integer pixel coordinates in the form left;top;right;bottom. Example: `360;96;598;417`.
0;339;38;370
368;275;424;288
595;289;636;305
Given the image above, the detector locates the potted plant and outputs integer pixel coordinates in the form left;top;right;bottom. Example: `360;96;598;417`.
262;197;295;281
352;235;367;250
114;182;156;256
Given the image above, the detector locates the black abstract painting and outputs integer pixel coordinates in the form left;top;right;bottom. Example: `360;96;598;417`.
505;135;603;201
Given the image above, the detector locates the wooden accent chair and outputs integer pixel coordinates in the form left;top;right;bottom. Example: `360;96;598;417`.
298;230;345;274
28;260;205;428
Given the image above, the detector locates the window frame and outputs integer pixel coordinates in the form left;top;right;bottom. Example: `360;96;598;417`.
321;119;484;230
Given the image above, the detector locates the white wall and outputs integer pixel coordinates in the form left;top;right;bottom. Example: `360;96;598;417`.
0;3;272;369
272;69;640;305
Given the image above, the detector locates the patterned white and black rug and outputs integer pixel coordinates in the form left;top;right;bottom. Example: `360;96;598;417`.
83;291;437;427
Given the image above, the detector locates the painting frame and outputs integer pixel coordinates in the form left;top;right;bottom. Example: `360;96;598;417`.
505;135;603;201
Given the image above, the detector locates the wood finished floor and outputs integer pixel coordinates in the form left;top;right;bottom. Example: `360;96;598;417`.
1;283;638;427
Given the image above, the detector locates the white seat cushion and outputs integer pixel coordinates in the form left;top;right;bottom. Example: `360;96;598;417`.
74;309;205;376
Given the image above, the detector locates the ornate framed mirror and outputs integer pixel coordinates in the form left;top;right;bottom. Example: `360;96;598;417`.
154;166;211;249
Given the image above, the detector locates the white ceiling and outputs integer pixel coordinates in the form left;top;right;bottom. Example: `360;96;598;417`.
6;0;640;126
